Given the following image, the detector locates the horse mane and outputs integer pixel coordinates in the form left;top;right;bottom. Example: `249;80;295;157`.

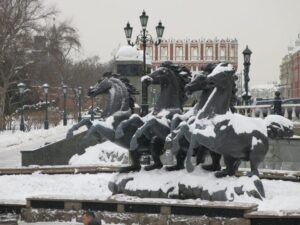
102;72;139;114
160;61;192;106
201;63;237;113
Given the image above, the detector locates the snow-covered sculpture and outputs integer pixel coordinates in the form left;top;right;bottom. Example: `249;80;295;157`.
66;72;138;142
171;63;293;178
166;64;222;172
117;61;191;172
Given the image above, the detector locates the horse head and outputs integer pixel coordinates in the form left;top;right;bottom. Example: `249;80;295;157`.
184;73;209;95
206;63;236;89
88;72;121;97
142;61;191;111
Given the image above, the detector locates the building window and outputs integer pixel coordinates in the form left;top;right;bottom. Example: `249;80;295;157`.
175;46;183;61
220;46;226;61
206;46;213;61
191;47;198;60
230;46;235;60
160;46;168;61
146;46;153;59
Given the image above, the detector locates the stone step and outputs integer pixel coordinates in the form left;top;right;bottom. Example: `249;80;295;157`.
0;165;119;176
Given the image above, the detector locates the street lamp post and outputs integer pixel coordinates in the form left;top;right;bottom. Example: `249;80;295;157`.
77;86;82;122
62;85;68;126
42;83;49;129
18;83;26;132
242;45;252;105
124;10;165;116
89;86;94;121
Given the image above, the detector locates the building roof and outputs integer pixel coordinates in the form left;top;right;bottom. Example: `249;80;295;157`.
115;45;151;65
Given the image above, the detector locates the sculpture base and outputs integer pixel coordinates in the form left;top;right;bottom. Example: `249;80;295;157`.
108;166;265;201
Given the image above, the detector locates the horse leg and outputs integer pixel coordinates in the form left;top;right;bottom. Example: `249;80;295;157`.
186;133;201;173
196;146;208;165
172;124;189;154
129;118;156;151
166;137;188;171
115;116;144;139
66;118;93;139
248;143;267;177
82;123;115;148
215;155;240;178
144;136;164;171
119;150;141;173
202;150;222;171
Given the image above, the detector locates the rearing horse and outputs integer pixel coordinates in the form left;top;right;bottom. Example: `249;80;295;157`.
174;63;292;179
66;72;138;145
116;61;191;172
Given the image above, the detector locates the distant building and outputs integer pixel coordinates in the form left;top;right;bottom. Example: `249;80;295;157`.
250;83;278;100
279;35;300;98
143;38;238;72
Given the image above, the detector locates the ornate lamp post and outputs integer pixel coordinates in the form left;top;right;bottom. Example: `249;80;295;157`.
77;86;82;122
42;83;49;129
89;86;94;121
242;45;252;105
18;83;26;131
124;10;165;116
62;84;68;126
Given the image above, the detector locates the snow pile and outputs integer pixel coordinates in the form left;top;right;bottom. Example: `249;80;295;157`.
264;115;294;130
115;45;151;64
69;141;129;166
0;173;113;204
110;166;263;200
0;123;84;151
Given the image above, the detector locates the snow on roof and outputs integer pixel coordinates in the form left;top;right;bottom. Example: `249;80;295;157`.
250;84;277;91
115;45;151;64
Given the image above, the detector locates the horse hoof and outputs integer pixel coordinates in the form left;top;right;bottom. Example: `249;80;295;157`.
202;164;221;172
144;163;163;171
165;165;184;171
119;165;141;173
214;170;229;178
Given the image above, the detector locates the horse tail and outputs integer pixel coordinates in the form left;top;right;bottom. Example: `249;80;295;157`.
264;115;294;139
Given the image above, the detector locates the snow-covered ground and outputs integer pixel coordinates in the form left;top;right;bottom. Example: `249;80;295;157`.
0;123;86;168
0;170;299;212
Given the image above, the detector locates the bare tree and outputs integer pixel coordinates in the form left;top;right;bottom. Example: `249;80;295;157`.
44;20;81;84
0;0;55;130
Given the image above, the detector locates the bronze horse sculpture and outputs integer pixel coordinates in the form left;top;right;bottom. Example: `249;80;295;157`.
170;62;293;178
116;61;191;172
166;64;223;172
66;72;138;145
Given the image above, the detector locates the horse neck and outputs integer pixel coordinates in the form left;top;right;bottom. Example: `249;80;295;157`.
106;82;129;115
154;81;182;112
197;86;232;119
197;88;213;109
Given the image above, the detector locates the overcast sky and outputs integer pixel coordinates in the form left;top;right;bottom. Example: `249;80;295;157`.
44;0;300;86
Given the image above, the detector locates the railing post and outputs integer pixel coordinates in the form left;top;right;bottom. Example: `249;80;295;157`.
283;107;287;118
251;108;255;117
292;106;296;120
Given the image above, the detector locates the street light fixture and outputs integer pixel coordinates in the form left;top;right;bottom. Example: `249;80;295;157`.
89;86;94;121
242;45;252;105
17;82;26;131
42;83;49;129
77;86;82;122
124;10;165;116
62;84;68;126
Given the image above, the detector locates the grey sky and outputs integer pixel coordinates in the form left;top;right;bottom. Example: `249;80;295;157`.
44;0;300;86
